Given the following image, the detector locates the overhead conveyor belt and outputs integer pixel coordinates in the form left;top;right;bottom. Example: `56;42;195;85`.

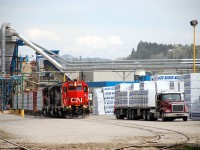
1;23;200;72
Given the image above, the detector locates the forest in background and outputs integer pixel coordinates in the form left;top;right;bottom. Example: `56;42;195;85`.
127;41;200;60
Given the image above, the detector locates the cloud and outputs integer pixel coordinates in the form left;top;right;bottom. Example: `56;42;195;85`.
24;29;127;59
76;35;107;49
27;28;64;42
109;36;123;45
75;35;123;49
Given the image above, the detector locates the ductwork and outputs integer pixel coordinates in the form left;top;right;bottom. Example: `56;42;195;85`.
23;41;200;68
12;31;64;69
1;23;10;74
28;42;200;66
8;28;200;72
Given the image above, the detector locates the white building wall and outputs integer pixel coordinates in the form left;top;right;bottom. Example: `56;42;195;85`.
82;72;94;81
83;71;134;82
67;72;80;80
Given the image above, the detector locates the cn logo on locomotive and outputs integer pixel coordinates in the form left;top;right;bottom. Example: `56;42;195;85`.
71;97;83;103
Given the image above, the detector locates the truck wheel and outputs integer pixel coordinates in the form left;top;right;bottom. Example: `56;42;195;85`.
143;110;147;121
161;112;166;121
168;118;175;121
131;110;136;120
126;110;130;120
129;110;132;120
147;111;151;121
116;110;120;119
183;116;187;121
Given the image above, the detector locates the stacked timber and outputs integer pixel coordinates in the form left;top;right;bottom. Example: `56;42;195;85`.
181;73;200;120
12;88;43;111
102;86;115;115
92;89;105;115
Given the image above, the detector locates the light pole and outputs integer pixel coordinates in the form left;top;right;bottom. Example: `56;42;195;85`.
190;20;198;73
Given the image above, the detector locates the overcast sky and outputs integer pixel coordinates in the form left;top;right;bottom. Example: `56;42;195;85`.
0;0;200;60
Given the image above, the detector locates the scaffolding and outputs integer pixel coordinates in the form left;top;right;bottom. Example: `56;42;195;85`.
0;75;24;111
11;75;24;110
0;75;11;111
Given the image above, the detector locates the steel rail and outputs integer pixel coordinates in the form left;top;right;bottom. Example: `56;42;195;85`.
0;137;28;150
84;117;190;150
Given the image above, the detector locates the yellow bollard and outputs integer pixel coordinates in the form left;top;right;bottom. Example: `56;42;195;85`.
20;109;24;118
15;110;19;115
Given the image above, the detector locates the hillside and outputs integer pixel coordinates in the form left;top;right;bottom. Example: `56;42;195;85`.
61;54;110;61
127;41;200;60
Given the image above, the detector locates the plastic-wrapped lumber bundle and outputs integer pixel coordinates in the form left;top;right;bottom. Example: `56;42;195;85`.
102;86;115;115
121;91;129;107
182;73;200;120
23;92;28;110
152;75;179;81
115;83;132;92
13;94;18;109
115;83;132;108
131;83;140;90
93;92;105;115
37;88;43;111
28;92;33;110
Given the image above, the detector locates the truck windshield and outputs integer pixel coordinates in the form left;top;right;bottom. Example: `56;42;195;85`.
161;94;181;101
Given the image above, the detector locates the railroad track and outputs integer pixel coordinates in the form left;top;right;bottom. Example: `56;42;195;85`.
84;117;190;150
0;137;28;150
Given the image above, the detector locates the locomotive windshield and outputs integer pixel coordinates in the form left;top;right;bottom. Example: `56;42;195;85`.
160;93;181;101
68;86;82;91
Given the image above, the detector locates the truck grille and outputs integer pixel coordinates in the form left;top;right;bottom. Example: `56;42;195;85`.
172;104;184;112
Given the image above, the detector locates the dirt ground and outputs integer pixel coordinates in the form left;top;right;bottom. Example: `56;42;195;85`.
0;113;200;149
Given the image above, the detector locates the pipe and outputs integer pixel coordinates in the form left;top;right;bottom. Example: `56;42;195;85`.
22;41;200;67
27;42;200;66
9;30;200;71
1;23;10;74
12;31;64;70
32;42;71;63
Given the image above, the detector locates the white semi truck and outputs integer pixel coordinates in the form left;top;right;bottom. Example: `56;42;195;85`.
114;81;188;121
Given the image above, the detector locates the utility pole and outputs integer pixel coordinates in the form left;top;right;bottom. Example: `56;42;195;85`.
190;20;198;73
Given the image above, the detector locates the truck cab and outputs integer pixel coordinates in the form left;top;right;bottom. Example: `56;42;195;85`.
156;92;188;121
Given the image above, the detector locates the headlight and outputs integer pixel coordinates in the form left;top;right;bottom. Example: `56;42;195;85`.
165;109;171;113
83;105;88;108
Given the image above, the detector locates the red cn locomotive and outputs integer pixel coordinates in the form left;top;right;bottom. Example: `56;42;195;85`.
42;80;90;118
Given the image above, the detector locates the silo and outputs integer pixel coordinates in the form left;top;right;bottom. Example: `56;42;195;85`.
0;27;17;74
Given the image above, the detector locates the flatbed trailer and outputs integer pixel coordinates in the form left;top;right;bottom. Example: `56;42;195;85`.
114;92;188;121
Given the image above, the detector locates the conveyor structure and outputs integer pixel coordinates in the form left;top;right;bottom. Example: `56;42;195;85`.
1;23;200;73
